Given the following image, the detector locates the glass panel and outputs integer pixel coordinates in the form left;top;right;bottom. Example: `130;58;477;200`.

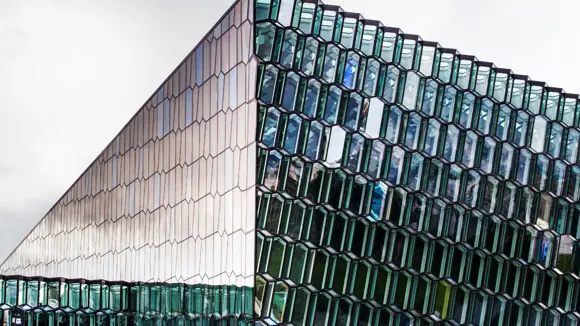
325;126;346;167
402;72;420;110
383;66;400;103
280;30;298;69
531;116;548;153
282;72;300;111
343;52;360;89
364;97;385;138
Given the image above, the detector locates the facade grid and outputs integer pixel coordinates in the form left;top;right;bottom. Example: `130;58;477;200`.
1;0;257;324
1;0;580;325
254;0;580;324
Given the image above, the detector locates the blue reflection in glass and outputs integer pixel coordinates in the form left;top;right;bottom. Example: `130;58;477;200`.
282;73;299;111
303;81;320;118
343;57;358;89
478;99;493;134
157;87;164;104
441;86;456;122
280;30;297;68
383;66;399;103
195;44;204;85
324;87;341;124
306;122;322;160
263;109;280;147
566;129;579;163
345;95;361;131
259;66;278;104
538;236;550;265
370;183;388;221
422;79;437;115
284;116;301;154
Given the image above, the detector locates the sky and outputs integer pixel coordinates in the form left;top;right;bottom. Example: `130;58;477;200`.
0;0;579;262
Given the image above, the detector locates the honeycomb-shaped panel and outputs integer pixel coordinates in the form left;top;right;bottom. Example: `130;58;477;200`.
254;0;580;324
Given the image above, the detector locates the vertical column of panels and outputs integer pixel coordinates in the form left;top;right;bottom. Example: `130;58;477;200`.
253;0;580;325
1;0;257;290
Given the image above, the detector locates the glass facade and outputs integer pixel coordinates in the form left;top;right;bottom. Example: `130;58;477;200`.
0;276;252;325
1;0;256;324
2;0;580;325
254;0;580;325
2;0;256;286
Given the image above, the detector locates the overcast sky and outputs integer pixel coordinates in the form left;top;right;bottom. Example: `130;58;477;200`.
0;0;579;262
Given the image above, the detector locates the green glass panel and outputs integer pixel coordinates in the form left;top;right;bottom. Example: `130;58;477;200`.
26;281;39;307
255;23;277;61
17;280;26;306
269;282;289;323
434;280;451;319
289;288;310;326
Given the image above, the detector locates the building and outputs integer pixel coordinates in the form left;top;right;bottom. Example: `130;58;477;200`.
1;0;580;324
